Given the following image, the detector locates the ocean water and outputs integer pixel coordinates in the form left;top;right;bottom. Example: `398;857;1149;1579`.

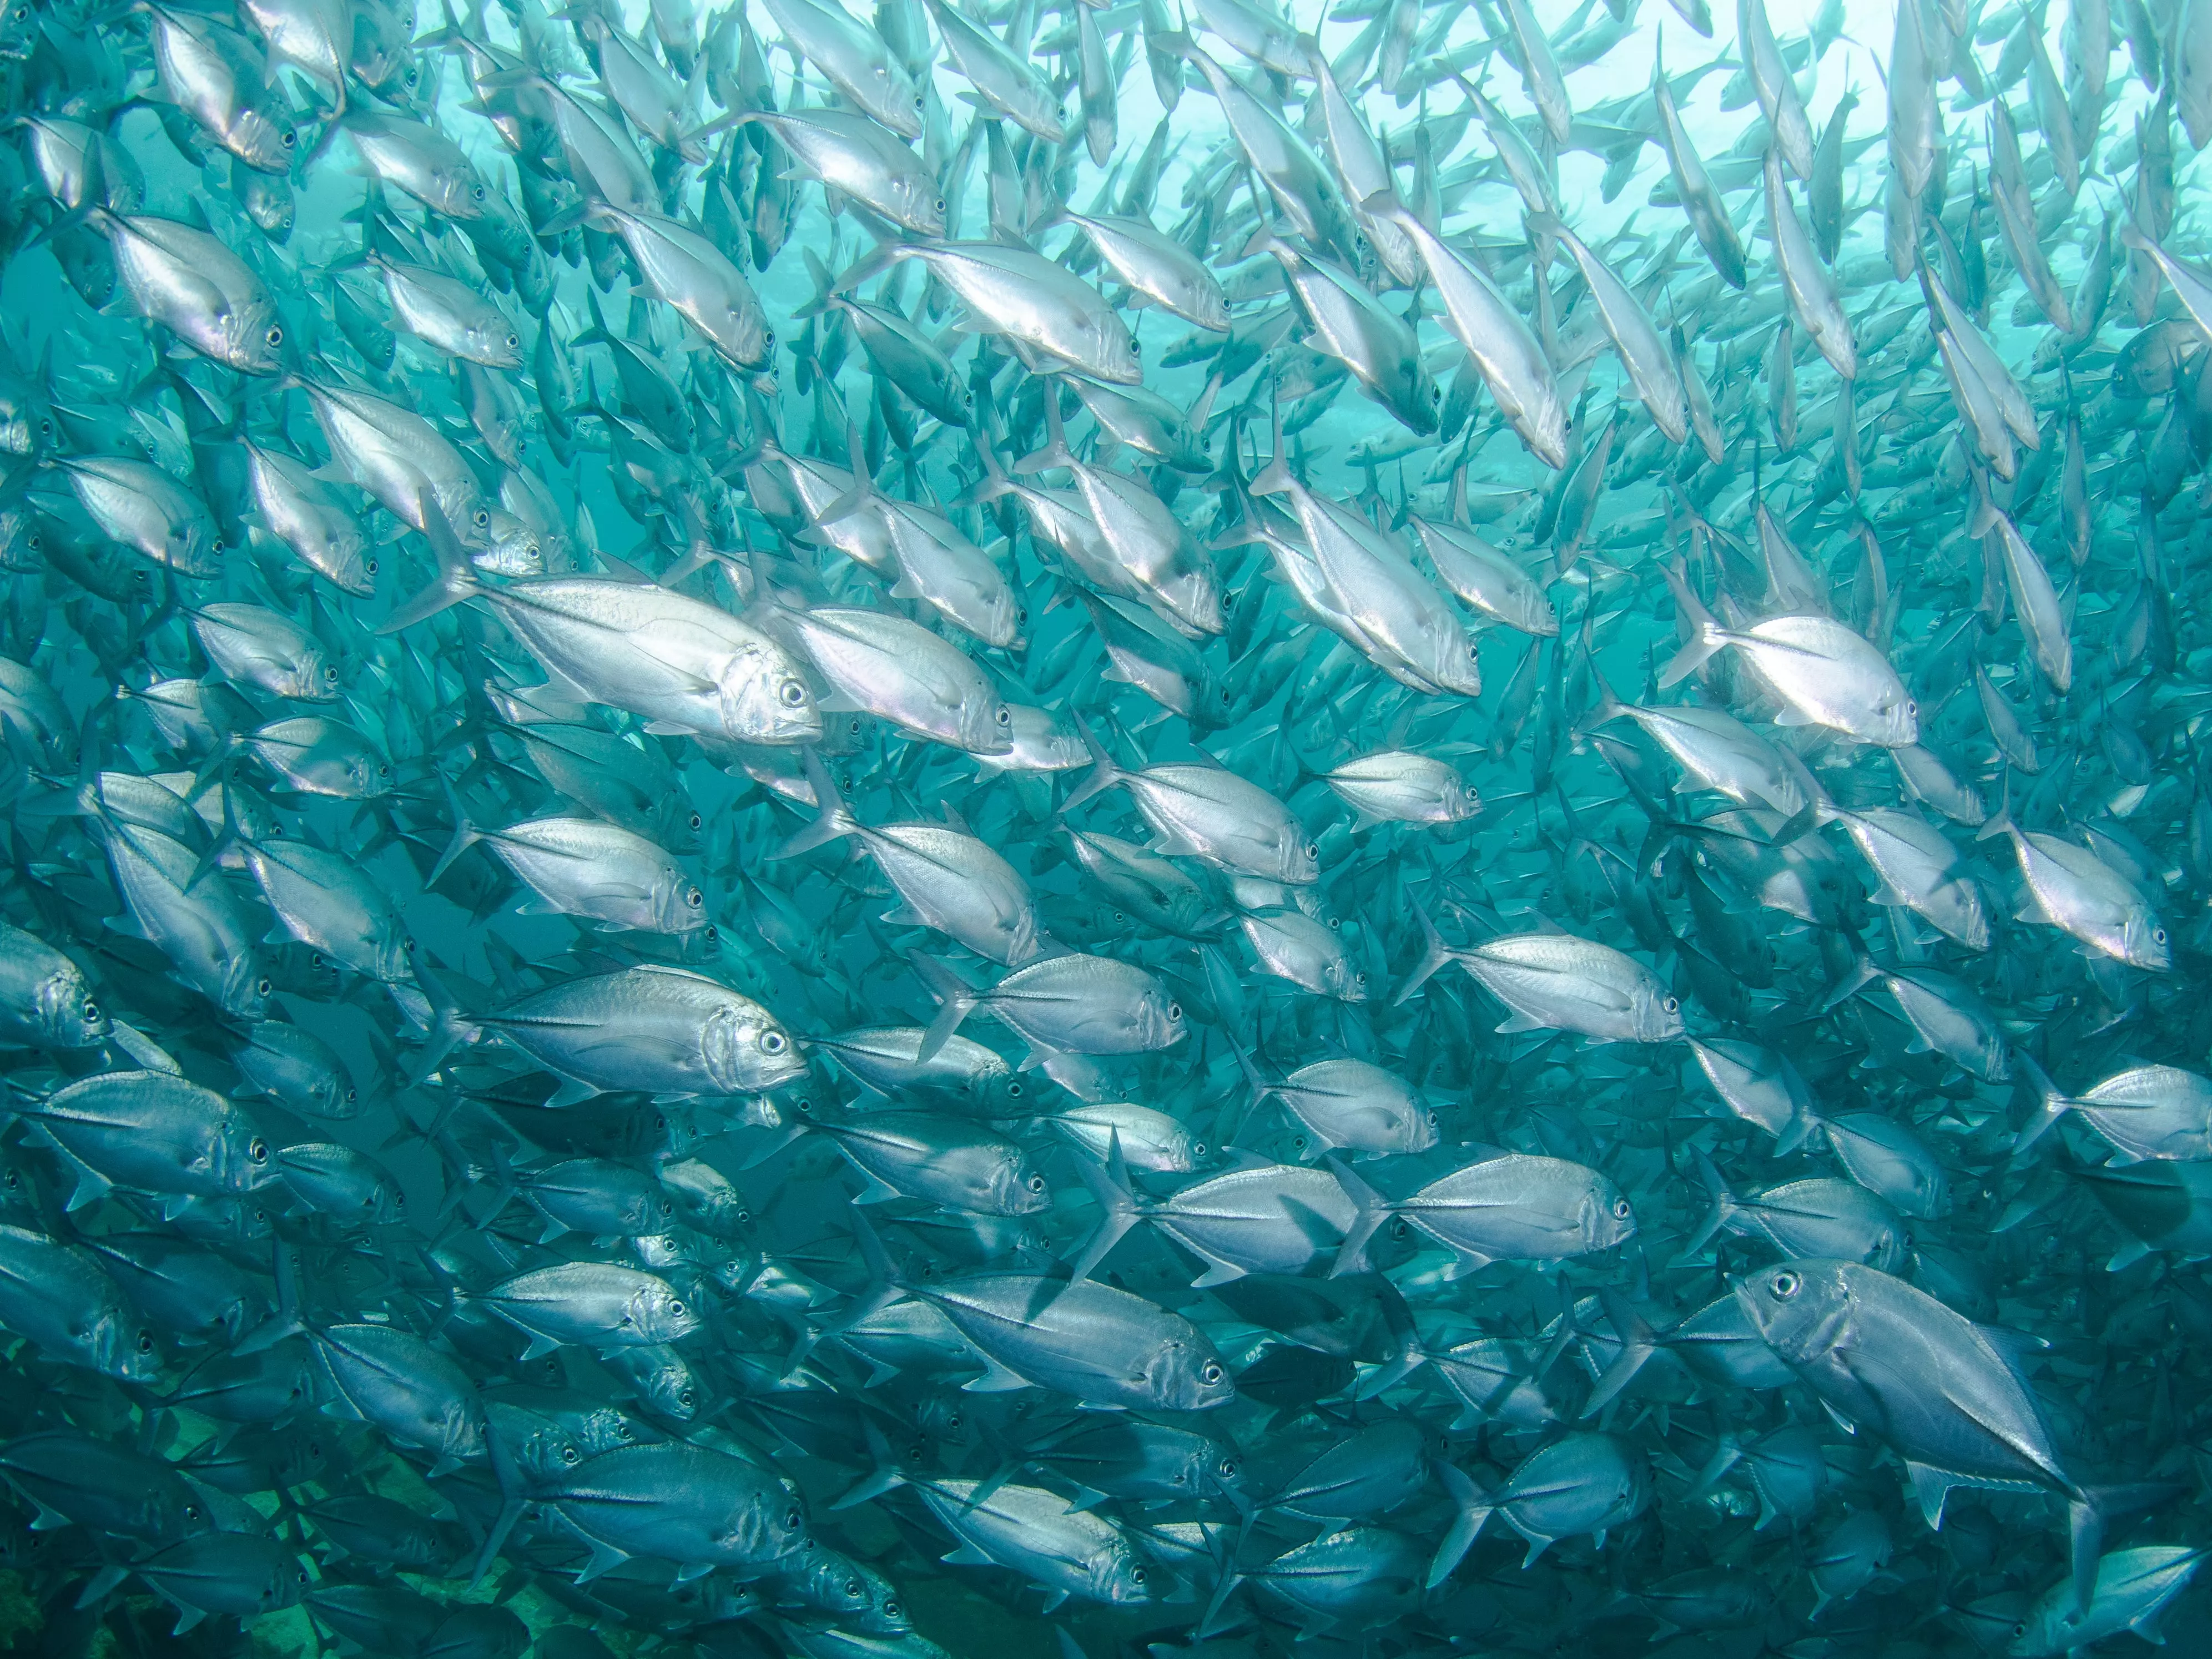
2;0;2210;1656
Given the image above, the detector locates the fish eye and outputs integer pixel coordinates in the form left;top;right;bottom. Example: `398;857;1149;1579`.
934;198;946;214
689;811;704;831
1303;842;1318;860
1005;1082;1022;1098
83;999;98;1021
2154;928;2169;945
1192;1142;1207;1157
281;129;295;147
687;887;703;906
884;1600;901;1618
1662;996;1680;1013
913;93;924;108
266;325;284;346
1904;699;1918;718
138;1330;154;1353
1166;1002;1182;1021
678;1388;696;1406
505;332;519;349
1612;1197;1631;1219
249;1139;269;1162
1201;1360;1223;1384
780;680;809;707
562;1445;580;1464
365;558;378;574
1770;1269;1801;1300
1327;916;1341;930
1027;1172;1046;1192
784;1507;803;1529
669;1299;685;1316
1130;1568;1146;1586
760;1030;789;1053
1432;384;1443;402
473;183;487;200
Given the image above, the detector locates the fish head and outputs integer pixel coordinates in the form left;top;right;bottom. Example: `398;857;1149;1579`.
626;1349;702;1420
992;1146;1052;1215
1633;977;1685;1043
723;654;822;748
972;1066;1029;1119
703;1001;808;1095
1138;984;1187;1051
97;1303;165;1384
656;869;711;934
1576;1177;1637;1252
226;300;290;376
2120;904;2173;972
220;957;276;1023
1731;1258;1855;1365
1092;1541;1154;1605
960;692;1017;758
37;962;109;1048
472;312;527;370
226;101;300;178
1151;1337;1236;1413
1279;829;1322;886
900;179;948;238
1093;314;1145;386
632;1278;703;1345
290;647;341;703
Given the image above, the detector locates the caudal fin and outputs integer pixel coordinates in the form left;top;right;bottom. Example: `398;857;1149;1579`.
1066;1132;1140;1282
1655;558;1727;688
775;750;861;859
1326;1153;1392;1277
379;494;484;634
1390;896;1460;1006
1429;1461;1494;1587
911;955;982;1061
1057;715;1127;815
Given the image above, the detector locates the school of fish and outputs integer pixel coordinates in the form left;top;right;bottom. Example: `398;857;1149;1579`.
0;0;2209;1650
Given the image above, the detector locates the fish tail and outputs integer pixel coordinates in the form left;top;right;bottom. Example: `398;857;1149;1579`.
1324;1153;1390;1277
1057;715;1127;814
1580;1288;1660;1420
910;956;981;1061
1011;385;1077;476
1677;1146;1736;1260
1389;895;1459;1006
1428;1461;1493;1587
427;773;485;889
775;751;861;858
1655;557;1726;688
379;495;485;634
470;1415;526;1591
2008;1050;2073;1154
1066;1131;1140;1282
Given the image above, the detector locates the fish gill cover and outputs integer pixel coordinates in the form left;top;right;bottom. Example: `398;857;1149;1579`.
0;0;2206;1654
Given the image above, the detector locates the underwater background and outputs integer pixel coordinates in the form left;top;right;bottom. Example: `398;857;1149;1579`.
0;0;2210;1654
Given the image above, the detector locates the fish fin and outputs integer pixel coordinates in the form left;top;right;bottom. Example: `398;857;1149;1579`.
1324;1153;1390;1277
960;1354;1034;1393
1656;557;1727;687
1187;1255;1248;1288
1904;1461;1954;1529
910;955;980;1061
379;493;485;633
1428;1462;1492;1586
940;1542;997;1566
1066;1133;1138;1282
545;1074;601;1108
1391;895;1460;1005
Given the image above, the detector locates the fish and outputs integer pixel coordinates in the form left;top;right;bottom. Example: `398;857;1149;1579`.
0;0;2195;1651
